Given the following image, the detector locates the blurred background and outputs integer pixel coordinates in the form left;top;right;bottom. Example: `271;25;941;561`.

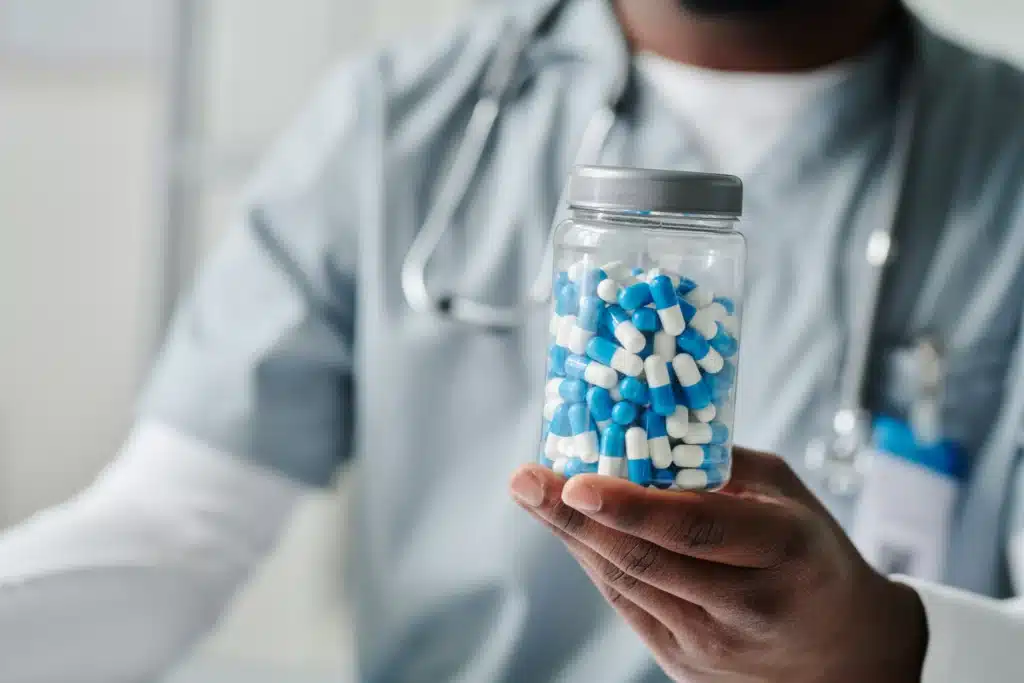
0;0;1022;680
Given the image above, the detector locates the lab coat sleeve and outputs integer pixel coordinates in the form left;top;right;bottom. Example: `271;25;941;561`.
0;421;303;683
897;577;1024;683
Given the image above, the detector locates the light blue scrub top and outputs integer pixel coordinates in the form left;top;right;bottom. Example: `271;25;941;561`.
141;1;1024;680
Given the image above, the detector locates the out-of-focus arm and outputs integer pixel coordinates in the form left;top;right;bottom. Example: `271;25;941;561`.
0;421;304;683
896;528;1024;683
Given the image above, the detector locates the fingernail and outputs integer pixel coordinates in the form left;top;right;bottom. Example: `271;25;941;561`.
510;471;544;507
563;482;602;512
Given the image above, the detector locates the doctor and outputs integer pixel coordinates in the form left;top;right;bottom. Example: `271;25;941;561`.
1;0;1023;681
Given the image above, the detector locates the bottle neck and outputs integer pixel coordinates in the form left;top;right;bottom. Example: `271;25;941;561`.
569;207;738;231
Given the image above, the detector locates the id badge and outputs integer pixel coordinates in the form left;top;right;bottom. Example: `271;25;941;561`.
851;417;964;581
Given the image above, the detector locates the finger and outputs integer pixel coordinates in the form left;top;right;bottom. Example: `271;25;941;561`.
560;473;806;569
722;447;811;501
514;466;745;610
530;505;711;638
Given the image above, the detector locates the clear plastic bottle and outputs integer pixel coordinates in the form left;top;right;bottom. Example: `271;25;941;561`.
540;166;745;491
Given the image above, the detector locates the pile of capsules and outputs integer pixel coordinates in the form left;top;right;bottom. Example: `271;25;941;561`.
541;261;739;491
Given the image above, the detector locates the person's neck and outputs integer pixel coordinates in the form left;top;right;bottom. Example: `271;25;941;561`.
614;0;899;73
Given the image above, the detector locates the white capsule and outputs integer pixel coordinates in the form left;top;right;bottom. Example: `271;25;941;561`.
695;347;724;374
543;398;563;422
684;286;714;308
643;354;672;389
613;322;647;355
689;308;719;339
675;468;711;490
683;423;712;445
567;261;588;283
574;432;599;461
583;361;618;389
694;405;717;423
672;353;703;387
556;315;576;348
598;455;626;478
600;261;632;281
657;305;686;336
625;427;649;461
596;278;620;304
666;406;690;439
545;378;563;400
654;331;677;361
649;436;673;469
544;432;564;457
673;444;705;468
552;457;569;475
567;326;593;355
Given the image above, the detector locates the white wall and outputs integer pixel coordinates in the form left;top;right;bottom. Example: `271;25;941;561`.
1;1;1023;681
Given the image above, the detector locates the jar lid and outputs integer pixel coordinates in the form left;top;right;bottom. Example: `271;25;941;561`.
567;166;743;217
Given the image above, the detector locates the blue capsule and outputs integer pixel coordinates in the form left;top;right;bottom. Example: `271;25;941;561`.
627;458;653;486
600;424;627;457
681;379;712;411
577;296;604;333
618;282;654;311
568;403;595;435
676;277;697;296
713;295;735;315
555;282;579;316
611;401;639;426
649;275;677;309
708;322;738;358
618;376;650;406
548;344;568;376
586;386;614;422
632;307;659;332
564;458;599;478
677;327;711;359
644;410;668;439
557;379;588;403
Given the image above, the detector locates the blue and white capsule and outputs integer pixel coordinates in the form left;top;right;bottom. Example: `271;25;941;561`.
586;386;614;422
676;327;724;373
643;354;677;417
687;306;719;339
545;403;572;457
617;376;650;406
618;281;654;311
625;426;652;486
672;353;713;410
666;405;690;439
598;425;627;478
568;403;599;463
708;322;739;358
605;304;647;354
675;467;727;490
568;297;604;355
649;275;686;336
586;336;643;376
564;354;618;389
644;411;673;469
682;421;729;445
672;444;729;468
646;268;680;288
631;307;660;333
679;280;714;308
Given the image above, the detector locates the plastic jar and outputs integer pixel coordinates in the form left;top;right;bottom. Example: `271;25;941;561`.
540;166;745;491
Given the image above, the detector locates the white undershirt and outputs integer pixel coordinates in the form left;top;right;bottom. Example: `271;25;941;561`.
634;51;857;174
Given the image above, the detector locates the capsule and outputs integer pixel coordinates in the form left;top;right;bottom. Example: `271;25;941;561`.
651;467;678;490
644;411;673;469
617;376;650;406
646;268;680;288
682;421;729;445
632;307;660;332
676;328;724;373
708;322;739;358
666;405;690;439
675;467;726;490
653;330;677;361
649;275;686;336
555;281;579;316
605;304;647;354
564;458;599;478
617;281;654;311
598;425;627;478
579;268;608;297
564;354;618;389
693;404;717;423
586;337;643;377
611;401;639;426
568;403;599;462
672;353;712;410
644;355;676;417
586;386;614;422
672;444;729;468
543;397;563;422
568;297;604;354
625;426;652;486
545;403;572;457
688;307;719;339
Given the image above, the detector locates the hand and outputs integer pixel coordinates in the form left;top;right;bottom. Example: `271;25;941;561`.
509;448;928;683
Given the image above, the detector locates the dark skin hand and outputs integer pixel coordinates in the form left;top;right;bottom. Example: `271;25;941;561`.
510;448;928;683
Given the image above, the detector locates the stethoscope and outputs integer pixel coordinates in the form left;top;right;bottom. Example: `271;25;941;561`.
399;0;923;497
